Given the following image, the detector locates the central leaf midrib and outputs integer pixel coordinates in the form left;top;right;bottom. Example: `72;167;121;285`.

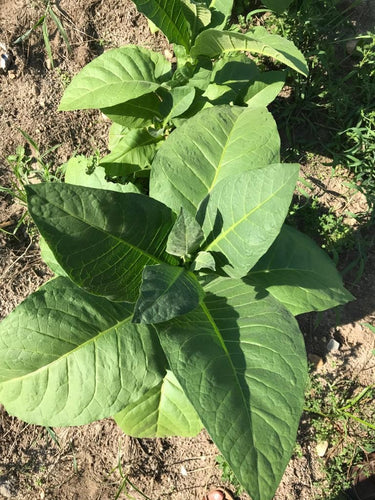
43;197;164;265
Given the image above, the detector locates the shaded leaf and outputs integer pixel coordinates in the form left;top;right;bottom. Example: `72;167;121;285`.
26;183;177;302
102;92;163;128
245;71;286;108
246;224;354;315
191;251;216;271
133;263;205;324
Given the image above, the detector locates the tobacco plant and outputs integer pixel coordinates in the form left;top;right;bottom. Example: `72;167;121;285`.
0;2;354;500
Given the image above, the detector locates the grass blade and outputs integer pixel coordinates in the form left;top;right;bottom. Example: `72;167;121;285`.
48;5;72;54
42;18;54;69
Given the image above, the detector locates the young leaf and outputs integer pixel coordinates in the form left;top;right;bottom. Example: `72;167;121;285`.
115;370;203;437
131;0;193;49
197;164;300;278
26;184;177;302
160;86;196;125
245;224;354;315
59;46;171;110
262;0;293;13
191;251;216;272
0;277;167;426
191;27;308;76
245;71;286;108
166;208;204;257
150;105;280;215
156;277;307;500
133;263;205;324
64;155;140;193
102;92;163;128
100;128;163;177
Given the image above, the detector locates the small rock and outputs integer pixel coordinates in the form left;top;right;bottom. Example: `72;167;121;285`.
207;490;225;500
180;465;188;476
327;338;340;352
308;353;324;370
0;481;13;498
316;440;329;457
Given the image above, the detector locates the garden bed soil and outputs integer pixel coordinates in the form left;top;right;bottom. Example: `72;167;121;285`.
0;1;374;499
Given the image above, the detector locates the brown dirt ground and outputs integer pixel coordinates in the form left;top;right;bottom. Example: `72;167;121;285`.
0;1;374;499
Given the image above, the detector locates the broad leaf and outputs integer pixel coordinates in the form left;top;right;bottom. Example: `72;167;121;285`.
102;92;163;128
245;71;286;108
100;128;163;177
197;164;299;278
262;0;293;13
208;0;234;29
150;105;280;215
191;27;308;76
131;0;192;49
26;184;177;302
167;208;204;257
59;46;171;110
180;0;211;39
133;263;205;324
246;224;354;315
64;155;140;193
39;237;68;277
211;54;258;101
115;370;202;437
0;277;166;426
156;277;307;500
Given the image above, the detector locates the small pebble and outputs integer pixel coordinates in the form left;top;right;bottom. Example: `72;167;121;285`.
327;338;340;352
316;440;329;457
207;490;225;500
180;465;188;476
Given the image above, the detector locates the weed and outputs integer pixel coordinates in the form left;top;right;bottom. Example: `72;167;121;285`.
13;1;71;69
216;454;245;496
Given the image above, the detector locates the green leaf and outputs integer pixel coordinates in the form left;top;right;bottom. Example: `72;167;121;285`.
180;0;211;39
131;0;192;49
115;370;202;437
39;237;68;277
133;263;205;324
102;92;163;128
156;277;307;500
191;251;216;271
160;86;196;125
245;71;286;108
0;277;166;426
197;164;299;278
150;105;280;215
246;225;354;315
59;46;171;110
166;208;204;257
211;54;259;101
191;27;308;76
208;0;234;29
64;155;140;193
26;183;177;302
262;0;293;13
100;128;163;177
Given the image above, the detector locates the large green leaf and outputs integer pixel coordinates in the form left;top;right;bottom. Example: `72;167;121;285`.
59;46;171;110
245;71;286;108
246;224;354;315
156;277;307;500
191;27;308;76
150;105;280;215
0;277;166;426
208;0;234;29
115;370;202;437
131;0;192;49
26;183;177;302
100;127;163;177
197;163;300;278
133;263;205;324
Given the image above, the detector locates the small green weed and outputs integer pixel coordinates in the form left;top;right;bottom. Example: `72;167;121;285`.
305;372;375;499
13;0;71;69
216;454;245;496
